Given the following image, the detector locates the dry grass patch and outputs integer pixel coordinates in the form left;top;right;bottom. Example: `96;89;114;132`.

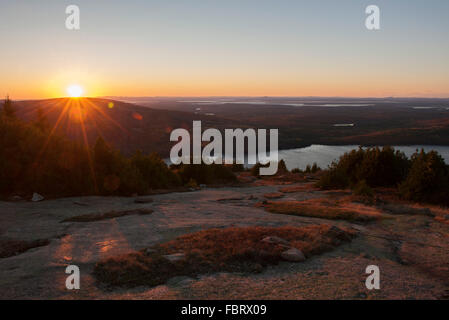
279;183;318;193
0;239;50;258
258;198;383;222
263;192;284;199
61;208;153;222
93;225;356;288
435;215;449;225
252;179;293;187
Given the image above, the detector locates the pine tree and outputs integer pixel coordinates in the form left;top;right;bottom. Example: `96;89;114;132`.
1;95;16;119
35;108;50;132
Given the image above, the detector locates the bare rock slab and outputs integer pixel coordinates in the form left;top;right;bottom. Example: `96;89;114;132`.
281;248;306;262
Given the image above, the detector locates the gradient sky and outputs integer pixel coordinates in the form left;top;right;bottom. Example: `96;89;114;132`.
1;0;448;99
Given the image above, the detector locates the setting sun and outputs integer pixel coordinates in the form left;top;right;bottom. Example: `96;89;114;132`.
67;85;84;98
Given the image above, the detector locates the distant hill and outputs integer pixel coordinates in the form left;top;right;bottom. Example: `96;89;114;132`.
109;97;449;148
4;98;241;157
2;97;449;156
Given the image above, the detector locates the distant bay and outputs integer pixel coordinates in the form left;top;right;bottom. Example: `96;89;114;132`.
278;145;449;170
165;145;449;170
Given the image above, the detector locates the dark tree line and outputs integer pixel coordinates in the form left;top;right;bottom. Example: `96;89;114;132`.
0;98;236;198
317;146;449;205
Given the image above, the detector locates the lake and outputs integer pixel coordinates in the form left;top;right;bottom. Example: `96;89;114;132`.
278;145;449;170
166;145;449;170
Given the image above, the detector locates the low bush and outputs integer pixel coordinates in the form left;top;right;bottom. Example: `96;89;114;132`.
399;150;449;205
352;180;373;197
316;146;449;206
304;163;320;174
317;146;409;189
176;163;237;185
251;159;288;177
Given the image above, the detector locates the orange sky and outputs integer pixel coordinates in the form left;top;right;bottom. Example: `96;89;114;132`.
1;1;448;99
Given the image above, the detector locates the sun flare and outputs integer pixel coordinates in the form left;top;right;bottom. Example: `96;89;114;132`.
67;85;84;98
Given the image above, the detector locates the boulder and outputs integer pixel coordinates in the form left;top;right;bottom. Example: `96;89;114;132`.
281;248;306;262
31;193;44;202
164;253;186;262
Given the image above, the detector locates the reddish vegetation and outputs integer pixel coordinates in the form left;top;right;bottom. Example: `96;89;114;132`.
245;172;308;187
258;198;383;222
236;172;257;183
279;183;318;193
435;216;449;225
416;118;449;128
252;179;293;187
263;192;284;199
94;225;356;287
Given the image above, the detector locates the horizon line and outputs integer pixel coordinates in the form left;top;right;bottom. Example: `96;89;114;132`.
5;95;449;102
